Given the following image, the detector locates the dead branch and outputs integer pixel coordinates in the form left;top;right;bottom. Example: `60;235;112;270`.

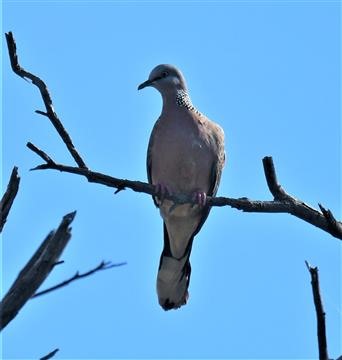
0;212;75;331
318;203;342;239
6;31;342;241
32;260;127;298
0;167;20;233
27;142;342;240
305;261;329;360
40;348;59;360
5;31;87;169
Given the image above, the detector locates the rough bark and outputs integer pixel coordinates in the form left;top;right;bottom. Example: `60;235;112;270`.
0;212;75;330
0;167;20;233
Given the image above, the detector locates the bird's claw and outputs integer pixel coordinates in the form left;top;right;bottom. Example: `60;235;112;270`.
155;183;173;204
192;191;207;208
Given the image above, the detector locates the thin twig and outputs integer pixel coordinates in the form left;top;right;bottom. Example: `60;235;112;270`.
53;260;65;267
27;142;55;166
0;167;20;233
40;348;59;360
305;261;329;360
5;31;87;169
32;261;127;298
0;212;76;331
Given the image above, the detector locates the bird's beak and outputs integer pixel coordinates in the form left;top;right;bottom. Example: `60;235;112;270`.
138;79;153;90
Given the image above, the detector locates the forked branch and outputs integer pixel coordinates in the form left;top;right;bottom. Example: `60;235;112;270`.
32;260;127;298
5;31;342;241
5;31;87;169
26;143;342;240
0;212;75;330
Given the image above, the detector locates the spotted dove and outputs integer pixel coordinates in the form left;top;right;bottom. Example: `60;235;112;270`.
138;64;225;310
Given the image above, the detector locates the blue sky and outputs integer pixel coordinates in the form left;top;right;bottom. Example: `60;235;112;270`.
1;1;341;359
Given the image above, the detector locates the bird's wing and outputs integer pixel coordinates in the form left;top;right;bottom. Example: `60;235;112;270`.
192;121;226;237
146;118;161;208
157;128;225;310
208;123;226;197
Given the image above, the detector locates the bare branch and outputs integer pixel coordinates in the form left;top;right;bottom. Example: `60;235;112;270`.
53;260;65;267
27;142;56;166
5;31;87;169
32;261;127;298
6;32;342;241
35;109;49;117
318;204;342;239
26;152;342;240
0;212;76;331
0;167;20;233
40;348;59;360
262;156;288;200
305;261;329;360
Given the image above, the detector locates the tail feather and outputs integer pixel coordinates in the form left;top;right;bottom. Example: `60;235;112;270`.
157;223;193;310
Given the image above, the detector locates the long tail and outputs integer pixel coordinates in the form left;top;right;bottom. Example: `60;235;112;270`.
156;223;193;310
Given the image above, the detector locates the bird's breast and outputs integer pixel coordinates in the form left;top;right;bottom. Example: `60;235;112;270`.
150;114;213;195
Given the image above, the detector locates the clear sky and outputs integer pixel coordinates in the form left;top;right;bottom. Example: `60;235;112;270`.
1;1;341;359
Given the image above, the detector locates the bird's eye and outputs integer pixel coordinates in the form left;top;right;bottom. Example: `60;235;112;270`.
162;71;169;78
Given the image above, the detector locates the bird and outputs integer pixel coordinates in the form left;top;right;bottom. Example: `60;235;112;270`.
138;64;225;310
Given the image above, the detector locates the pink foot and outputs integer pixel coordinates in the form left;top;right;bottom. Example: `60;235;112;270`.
192;190;207;207
155;183;173;203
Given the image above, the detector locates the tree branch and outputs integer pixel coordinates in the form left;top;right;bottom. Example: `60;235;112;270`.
305;261;329;360
262;156;288;200
0;212;76;331
27;143;342;240
32;261;126;298
318;203;342;239
40;348;59;360
27;142;56;166
6;32;342;241
5;31;87;169
0;167;20;233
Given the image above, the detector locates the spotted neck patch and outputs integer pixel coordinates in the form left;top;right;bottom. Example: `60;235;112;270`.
176;90;202;116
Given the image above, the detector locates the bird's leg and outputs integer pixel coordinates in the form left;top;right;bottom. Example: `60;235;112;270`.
192;190;207;208
155;182;173;204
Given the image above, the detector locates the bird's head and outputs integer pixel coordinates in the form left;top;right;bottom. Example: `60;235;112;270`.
138;64;187;94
